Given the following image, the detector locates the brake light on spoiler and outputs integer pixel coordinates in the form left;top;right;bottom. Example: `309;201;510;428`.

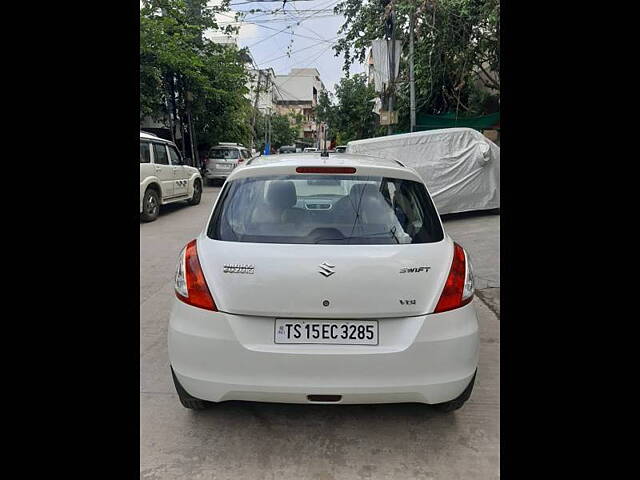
296;167;356;174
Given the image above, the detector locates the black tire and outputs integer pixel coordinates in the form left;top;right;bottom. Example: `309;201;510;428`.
141;188;160;222
432;370;476;413
188;179;202;205
171;367;212;410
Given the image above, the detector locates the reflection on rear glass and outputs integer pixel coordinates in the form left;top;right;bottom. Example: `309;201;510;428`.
210;148;239;159
209;175;443;245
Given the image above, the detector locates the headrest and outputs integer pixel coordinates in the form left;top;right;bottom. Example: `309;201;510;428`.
267;181;297;209
349;183;380;203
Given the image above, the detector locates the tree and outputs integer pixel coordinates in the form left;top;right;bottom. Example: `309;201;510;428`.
316;90;337;132
271;114;298;148
333;0;500;120
140;0;254;152
254;112;298;150
316;74;381;144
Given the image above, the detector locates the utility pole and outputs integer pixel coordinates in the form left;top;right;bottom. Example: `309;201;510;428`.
164;94;176;145
409;4;416;132
186;91;198;167
264;112;269;154
160;7;177;145
386;2;396;136
168;74;181;147
251;69;262;149
268;111;272;153
263;74;272;154
323;123;328;151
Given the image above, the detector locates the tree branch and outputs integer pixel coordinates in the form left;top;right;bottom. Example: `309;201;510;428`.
476;62;500;90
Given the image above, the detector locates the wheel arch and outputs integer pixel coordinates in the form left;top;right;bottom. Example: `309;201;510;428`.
141;181;162;211
146;181;161;198
189;173;203;194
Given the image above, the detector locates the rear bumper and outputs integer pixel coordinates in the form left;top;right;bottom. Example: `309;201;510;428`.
204;172;230;180
204;165;236;179
168;301;479;405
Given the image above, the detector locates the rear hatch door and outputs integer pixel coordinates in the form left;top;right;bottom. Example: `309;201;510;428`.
197;237;453;318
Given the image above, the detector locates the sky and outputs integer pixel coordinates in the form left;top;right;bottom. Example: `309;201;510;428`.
208;0;365;93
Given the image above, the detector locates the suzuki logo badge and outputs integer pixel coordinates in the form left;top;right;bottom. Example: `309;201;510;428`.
318;262;335;277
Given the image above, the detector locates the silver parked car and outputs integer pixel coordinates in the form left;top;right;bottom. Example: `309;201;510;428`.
278;145;296;154
203;143;253;184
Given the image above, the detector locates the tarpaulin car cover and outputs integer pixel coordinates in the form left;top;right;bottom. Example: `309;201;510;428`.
347;128;500;215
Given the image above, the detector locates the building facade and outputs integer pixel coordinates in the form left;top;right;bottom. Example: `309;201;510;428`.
273;68;325;146
246;68;278;116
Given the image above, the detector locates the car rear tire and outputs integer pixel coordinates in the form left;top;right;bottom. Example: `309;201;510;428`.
432;370;476;413
171;367;212;410
188;180;202;205
141;188;160;222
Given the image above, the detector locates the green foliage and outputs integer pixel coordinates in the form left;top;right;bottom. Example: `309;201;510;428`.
317;74;381;143
271;114;299;148
140;0;255;150
334;0;500;119
254;112;299;150
316;90;337;130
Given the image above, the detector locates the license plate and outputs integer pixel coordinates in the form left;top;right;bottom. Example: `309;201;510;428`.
216;163;232;170
274;319;378;345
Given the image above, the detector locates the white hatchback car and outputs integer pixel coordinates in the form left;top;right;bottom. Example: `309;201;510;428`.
140;132;203;222
169;153;479;411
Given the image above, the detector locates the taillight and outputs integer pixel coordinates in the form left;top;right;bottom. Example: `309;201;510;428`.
434;242;474;313
174;239;217;311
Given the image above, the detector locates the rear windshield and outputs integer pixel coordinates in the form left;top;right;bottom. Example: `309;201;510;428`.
209;148;239;159
208;175;444;245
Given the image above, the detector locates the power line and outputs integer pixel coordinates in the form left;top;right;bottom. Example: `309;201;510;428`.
228;0;277;5
220;0;338;50
238;8;336;21
268;42;334;110
256;37;338;66
246;23;293;48
240;0;338;23
222;18;335;43
275;43;334;89
223;4;339;24
219;14;339;24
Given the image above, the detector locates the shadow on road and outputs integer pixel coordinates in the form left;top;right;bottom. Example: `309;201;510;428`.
140;183;221;224
189;399;455;424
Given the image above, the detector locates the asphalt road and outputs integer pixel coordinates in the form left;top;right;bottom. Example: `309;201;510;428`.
140;184;500;480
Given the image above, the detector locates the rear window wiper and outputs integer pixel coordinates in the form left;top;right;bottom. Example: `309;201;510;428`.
314;228;400;244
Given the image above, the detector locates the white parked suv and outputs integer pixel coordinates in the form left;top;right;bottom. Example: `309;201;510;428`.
169;153;479;411
140;132;203;222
